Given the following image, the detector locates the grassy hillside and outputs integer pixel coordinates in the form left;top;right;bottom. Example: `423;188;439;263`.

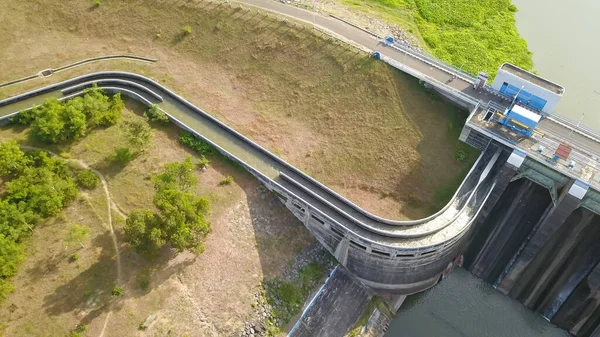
0;0;477;220
342;0;533;76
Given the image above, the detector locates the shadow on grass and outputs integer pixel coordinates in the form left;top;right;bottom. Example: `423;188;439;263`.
41;230;196;327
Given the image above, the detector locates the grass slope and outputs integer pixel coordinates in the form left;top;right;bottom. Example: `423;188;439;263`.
342;0;533;76
0;0;477;220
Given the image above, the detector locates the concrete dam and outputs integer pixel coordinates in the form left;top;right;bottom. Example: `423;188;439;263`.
2;67;600;336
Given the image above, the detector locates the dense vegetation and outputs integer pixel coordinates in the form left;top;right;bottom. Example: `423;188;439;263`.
124;157;212;255
343;0;533;76
0;88;123;301
11;85;124;143
0;141;78;300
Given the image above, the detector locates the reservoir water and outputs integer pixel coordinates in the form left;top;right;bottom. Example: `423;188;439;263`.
386;3;596;336
385;268;569;337
511;0;600;132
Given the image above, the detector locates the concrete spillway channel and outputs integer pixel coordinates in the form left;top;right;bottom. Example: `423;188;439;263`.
0;72;509;293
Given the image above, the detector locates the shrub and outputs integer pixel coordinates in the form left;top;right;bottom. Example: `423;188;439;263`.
139;278;150;291
70;253;80;262
66;223;91;249
219;176;234;185
144;105;169;124
455;149;467;162
197;155;210;170
124;119;154;150
93;0;101;7
113;147;134;164
112;285;124;296
77;169;101;189
0;140;30;176
183;25;192;35
75;324;87;333
59;152;72;159
178;131;213;155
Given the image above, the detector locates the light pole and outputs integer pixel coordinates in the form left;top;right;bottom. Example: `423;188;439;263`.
567;112;585;141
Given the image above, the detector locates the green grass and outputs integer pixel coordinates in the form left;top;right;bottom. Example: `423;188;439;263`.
347;297;394;337
340;0;533;77
264;261;328;335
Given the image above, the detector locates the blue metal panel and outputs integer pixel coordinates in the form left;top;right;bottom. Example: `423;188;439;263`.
529;95;547;111
501;83;547;111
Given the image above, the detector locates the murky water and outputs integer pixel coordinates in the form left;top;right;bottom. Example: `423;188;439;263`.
511;0;600;132
385;268;569;337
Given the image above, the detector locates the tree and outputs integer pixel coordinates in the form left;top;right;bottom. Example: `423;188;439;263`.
0;234;24;284
152;156;197;191
4;152;78;217
0;140;30;176
62;99;87;140
124;209;163;253
30;98;66;143
124;119;153;150
153;188;210;252
66;223;91;249
124;159;211;255
78;86;123;127
0;200;36;243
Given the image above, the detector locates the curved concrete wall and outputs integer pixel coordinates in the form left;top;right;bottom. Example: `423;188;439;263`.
0;71;508;293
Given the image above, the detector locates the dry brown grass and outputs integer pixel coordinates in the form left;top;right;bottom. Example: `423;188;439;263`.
0;0;476;220
0;102;314;336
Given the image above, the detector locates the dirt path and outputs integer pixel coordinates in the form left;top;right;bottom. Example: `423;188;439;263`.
18;145;125;336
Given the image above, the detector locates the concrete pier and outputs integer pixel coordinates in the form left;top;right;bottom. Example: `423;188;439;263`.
552;263;600;337
464;150;524;280
497;180;589;294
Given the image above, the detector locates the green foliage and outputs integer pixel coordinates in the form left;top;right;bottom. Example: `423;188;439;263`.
124;159;211;255
0;144;78;301
5;152;78;218
77;169;101;189
66;223;91;249
219;176;234;186
265;261;327;332
0;140;30;176
455;149;467;162
94;0;101;7
351;0;532;76
113;147;134;164
112;285;124;296
179;131;213;155
139;278;150;291
70;253;80;262
183;25;192;35
196;155;210;169
82;86;123;127
144;104;169;124
152;156;197;191
15;87;122;144
123;119;154;150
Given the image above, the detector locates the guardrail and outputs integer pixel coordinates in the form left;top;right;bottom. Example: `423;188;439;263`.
0;55;157;89
379;54;480;108
382;40;478;84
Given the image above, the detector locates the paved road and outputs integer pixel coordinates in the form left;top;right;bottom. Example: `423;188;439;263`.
238;0;600;163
